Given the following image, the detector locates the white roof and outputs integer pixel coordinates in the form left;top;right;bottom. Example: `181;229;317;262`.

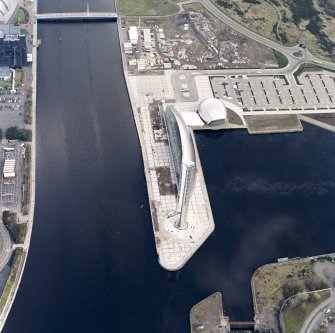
143;29;151;43
128;26;138;42
198;98;227;123
4;172;15;178
181;112;204;127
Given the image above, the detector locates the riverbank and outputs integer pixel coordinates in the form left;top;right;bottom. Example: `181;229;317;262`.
252;254;335;332
0;0;37;329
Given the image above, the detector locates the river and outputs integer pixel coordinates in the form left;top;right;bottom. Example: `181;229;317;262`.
3;0;335;332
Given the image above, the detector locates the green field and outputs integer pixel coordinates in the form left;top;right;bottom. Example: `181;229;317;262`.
209;0;335;61
12;8;28;25
116;0;179;16
283;291;330;333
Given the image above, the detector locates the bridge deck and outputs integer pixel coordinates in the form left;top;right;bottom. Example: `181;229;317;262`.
36;12;117;21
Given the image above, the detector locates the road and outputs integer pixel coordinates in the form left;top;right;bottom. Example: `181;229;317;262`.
177;0;335;72
299;293;335;333
0;224;11;272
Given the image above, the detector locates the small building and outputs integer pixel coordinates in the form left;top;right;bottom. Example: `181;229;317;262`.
0;66;10;80
3;148;15;179
123;42;132;54
142;28;152;51
163;62;172;69
27;53;33;62
128;59;137;66
128;26;138;45
137;58;146;71
197;98;228;127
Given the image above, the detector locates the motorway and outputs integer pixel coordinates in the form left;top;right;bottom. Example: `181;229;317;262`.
299;293;335;333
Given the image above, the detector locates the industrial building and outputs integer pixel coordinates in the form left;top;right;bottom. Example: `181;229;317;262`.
128;26;138;45
142;28;152;51
3;147;15;180
197;98;228;126
163;105;196;229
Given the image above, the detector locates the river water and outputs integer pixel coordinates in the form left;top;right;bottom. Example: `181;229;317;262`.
3;0;335;332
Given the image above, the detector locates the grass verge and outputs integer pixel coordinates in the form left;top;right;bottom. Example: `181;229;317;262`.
24;86;32;125
274;50;289;68
0;249;24;310
12;8;28;25
22;145;31;216
15;69;24;87
116;0;179;16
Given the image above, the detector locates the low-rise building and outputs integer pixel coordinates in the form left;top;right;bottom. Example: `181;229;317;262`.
198;98;228;126
143;28;152;51
128;26;138;45
0;66;11;80
123;42;132;54
3;147;15;180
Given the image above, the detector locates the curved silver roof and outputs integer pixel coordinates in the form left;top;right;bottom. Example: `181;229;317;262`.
170;107;196;165
0;0;9;10
198;98;227;124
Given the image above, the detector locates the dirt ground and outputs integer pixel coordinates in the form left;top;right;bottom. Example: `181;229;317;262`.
134;4;277;70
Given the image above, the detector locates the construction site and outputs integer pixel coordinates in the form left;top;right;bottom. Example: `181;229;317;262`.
120;4;278;72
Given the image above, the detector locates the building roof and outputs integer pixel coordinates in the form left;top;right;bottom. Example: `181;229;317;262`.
0;66;10;77
181;111;204;127
166;106;196;165
198;98;227;124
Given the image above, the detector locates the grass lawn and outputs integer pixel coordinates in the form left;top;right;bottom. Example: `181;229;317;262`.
274;50;289;68
0;249;24;310
20;28;29;36
12;8;28;25
22;145;31;215
0;81;11;89
116;0;179;16
15;69;24;86
283;291;331;333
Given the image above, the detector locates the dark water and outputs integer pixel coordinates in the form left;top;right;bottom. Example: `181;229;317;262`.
3;0;335;332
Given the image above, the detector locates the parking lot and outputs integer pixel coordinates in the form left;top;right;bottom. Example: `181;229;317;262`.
0;142;23;208
210;70;335;112
0;89;25;129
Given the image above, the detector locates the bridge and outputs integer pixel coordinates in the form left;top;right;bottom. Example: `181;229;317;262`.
36;4;117;22
36;12;117;22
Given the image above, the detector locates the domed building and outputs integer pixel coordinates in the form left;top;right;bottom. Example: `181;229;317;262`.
197;98;228;127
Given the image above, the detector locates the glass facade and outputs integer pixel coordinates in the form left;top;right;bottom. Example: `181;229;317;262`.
163;105;196;229
163;107;183;185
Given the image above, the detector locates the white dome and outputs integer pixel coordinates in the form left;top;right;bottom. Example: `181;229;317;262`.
198;98;227;125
